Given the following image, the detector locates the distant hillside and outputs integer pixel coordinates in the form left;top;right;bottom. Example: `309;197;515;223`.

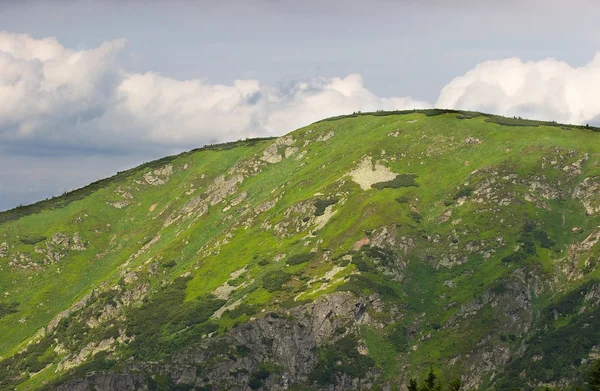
1;109;600;390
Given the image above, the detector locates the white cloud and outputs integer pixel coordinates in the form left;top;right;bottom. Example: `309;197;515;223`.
437;53;600;125
3;30;600;162
111;72;431;146
0;32;125;141
0;32;429;151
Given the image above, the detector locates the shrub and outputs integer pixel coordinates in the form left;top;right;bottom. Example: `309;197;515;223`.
409;211;422;223
227;276;245;286
0;302;18;319
262;270;292;292
123;276;228;360
314;198;339;216
388;324;409;352
162;260;176;268
454;187;473;199
236;345;251;356
502;223;546;263
362;246;397;267
227;303;258;319
353;257;376;273
287;253;314;265
337;275;399;298
396;195;410;203
309;336;374;385
19;235;47;245
533;230;555;249
372;174;418;189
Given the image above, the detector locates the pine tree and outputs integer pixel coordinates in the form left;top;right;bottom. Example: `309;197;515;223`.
422;368;438;391
589;359;600;391
408;378;418;391
448;379;461;391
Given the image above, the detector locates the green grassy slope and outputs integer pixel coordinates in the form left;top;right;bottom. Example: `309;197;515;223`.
2;110;600;390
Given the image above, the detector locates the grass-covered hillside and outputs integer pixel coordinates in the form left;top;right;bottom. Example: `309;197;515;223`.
2;110;600;390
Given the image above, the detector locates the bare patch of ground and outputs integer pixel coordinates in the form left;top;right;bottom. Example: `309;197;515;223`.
347;157;398;190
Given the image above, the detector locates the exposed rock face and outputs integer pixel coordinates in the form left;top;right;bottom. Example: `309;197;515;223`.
0;242;7;258
57;293;377;391
464;136;482;145
317;131;334;142
48;293;93;332
165;173;244;226
143;165;174;186
107;201;130;209
56;374;148;391
573;177;600;215
261;136;295;163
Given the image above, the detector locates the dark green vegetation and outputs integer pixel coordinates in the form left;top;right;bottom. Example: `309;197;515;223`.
4;110;600;390
408;360;600;391
309;336;374;385
314;198;339;216
0;302;19;320
407;368;462;391
371;174;418;189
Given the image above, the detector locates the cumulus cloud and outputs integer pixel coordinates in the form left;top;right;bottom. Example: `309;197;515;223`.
10;30;600;156
0;32;429;152
110;72;431;146
437;54;600;125
0;32;125;142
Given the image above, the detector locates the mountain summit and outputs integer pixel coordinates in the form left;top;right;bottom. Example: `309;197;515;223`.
1;110;600;390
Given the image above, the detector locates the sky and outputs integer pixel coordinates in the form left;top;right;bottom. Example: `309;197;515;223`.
2;0;600;211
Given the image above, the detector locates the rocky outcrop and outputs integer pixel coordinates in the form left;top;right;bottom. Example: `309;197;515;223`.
261;136;295;164
56;373;148;391
143;165;174;186
55;293;378;391
573;177;600;215
48;292;93;332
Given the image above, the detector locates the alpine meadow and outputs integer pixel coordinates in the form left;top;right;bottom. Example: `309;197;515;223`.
3;110;600;390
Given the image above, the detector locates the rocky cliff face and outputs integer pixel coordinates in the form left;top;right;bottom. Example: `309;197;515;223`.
57;293;381;391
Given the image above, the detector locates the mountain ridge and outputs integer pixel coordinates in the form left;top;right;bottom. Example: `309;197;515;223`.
2;109;600;390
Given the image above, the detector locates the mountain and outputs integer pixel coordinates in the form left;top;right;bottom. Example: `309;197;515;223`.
1;109;600;391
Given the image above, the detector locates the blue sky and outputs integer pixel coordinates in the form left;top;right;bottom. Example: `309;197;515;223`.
1;0;600;210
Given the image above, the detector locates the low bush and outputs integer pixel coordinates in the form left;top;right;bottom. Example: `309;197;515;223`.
314;198;339;216
227;303;258;319
287;253;314;265
409;211;422;223
387;324;409;352
262;270;292;292
308;336;374;385
454;187;473;199
0;302;18;319
19;235;47;245
372;174;418;189
395;195;410;203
